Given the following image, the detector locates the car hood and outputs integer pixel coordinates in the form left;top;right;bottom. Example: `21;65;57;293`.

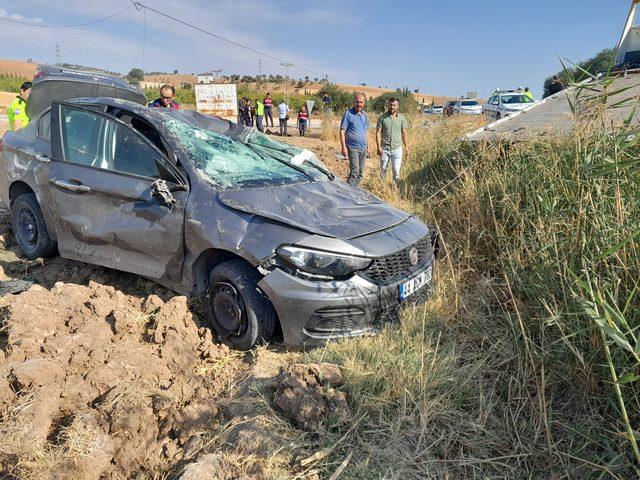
217;180;410;239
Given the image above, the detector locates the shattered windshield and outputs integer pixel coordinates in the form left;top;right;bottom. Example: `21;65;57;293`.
165;119;329;189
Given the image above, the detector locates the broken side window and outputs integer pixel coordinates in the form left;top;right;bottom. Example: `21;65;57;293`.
164;119;325;189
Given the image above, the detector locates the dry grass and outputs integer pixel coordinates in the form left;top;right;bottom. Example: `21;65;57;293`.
272;110;640;478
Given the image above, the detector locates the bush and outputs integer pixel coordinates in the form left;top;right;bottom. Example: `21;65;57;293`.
0;76;30;93
542;48;615;98
369;91;418;113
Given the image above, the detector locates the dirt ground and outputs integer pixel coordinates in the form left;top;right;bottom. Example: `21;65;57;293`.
0;128;354;478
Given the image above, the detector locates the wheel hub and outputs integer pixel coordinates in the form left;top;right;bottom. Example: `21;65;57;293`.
16;208;38;248
210;282;246;336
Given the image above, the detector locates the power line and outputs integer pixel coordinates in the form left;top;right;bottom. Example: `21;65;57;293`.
0;5;131;28
129;1;325;78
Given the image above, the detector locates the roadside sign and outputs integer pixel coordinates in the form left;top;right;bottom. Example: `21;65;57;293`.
306;100;315;114
195;83;237;120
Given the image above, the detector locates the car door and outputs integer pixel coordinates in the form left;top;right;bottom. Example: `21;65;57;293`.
48;102;188;282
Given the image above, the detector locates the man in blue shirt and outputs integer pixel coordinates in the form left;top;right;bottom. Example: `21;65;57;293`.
340;93;371;187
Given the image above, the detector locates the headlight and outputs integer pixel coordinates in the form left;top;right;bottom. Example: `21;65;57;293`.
276;245;372;279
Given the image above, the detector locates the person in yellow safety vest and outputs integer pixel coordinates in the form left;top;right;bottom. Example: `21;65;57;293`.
524;87;534;101
8;82;32;131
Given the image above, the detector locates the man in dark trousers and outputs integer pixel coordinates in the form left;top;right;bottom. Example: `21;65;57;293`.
340;93;370;187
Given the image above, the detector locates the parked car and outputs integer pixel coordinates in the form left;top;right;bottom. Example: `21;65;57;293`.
423;105;443;115
443;100;457;117
453;99;483;115
0;67;439;350
483;92;535;120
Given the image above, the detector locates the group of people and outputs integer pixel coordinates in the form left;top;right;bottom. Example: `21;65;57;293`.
238;93;310;136
340;93;409;187
6;80;405;187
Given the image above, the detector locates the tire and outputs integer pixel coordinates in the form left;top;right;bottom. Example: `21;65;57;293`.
496;112;502;120
207;259;276;350
11;193;57;259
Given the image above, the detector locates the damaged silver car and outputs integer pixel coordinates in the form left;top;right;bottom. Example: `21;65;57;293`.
0;67;438;349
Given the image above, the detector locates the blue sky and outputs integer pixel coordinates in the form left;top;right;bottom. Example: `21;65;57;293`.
0;0;631;98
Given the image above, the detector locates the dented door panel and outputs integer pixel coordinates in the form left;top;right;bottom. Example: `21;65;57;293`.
48;162;185;280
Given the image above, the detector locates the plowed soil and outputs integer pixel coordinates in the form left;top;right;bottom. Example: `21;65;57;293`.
0;201;347;479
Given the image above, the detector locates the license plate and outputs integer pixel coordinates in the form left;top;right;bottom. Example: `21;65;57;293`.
399;267;432;300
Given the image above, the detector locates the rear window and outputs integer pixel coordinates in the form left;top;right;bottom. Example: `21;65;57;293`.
461;101;479;106
500;94;534;104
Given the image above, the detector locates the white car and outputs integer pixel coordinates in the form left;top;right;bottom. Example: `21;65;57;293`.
423;105;443;115
453;99;483;115
483;92;535;120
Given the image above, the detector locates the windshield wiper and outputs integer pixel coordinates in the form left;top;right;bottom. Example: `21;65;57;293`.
302;160;334;181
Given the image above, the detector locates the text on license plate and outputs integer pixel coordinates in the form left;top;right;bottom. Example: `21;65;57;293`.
399;267;432;300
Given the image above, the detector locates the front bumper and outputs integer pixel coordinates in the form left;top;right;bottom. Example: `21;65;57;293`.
258;259;435;347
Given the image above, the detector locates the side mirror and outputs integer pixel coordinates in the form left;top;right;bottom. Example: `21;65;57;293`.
150;179;176;210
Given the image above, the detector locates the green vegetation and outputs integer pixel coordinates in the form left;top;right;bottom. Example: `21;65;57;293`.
295;73;639;477
543;47;615;98
127;67;145;86
0;75;30;93
369;90;419;113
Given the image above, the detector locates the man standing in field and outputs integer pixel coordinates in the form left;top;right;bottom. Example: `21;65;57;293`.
376;97;409;184
8;82;32;131
277;100;289;136
340;93;370;187
254;98;265;132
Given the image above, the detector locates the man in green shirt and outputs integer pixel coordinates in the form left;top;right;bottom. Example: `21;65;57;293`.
375;97;409;183
8;82;32;131
254;98;265;132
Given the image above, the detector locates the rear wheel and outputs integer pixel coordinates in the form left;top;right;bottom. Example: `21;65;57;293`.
207;260;276;350
11;193;57;259
496;112;502;120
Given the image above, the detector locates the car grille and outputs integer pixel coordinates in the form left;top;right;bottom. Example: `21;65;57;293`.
360;236;433;285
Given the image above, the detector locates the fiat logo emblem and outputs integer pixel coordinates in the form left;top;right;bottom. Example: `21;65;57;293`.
409;247;419;265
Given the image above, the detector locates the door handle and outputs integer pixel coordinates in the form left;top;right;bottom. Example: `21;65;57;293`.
35;154;50;163
53;179;91;193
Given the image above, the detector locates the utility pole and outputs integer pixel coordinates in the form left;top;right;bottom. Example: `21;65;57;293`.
258;58;262;91
280;62;293;105
54;44;61;65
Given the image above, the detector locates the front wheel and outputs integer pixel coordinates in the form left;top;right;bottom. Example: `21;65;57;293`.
207;260;276;350
11;193;57;259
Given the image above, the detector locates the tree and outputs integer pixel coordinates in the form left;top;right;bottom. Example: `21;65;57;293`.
542;47;615;98
173;69;178;74
296;80;304;88
313;77;318;82
127;68;144;84
370;91;419;113
413;88;419;93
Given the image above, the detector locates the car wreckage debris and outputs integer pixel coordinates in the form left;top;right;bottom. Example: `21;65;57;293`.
150;179;176;210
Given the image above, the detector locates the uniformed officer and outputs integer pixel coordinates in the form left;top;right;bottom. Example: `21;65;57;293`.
8;82;32;131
